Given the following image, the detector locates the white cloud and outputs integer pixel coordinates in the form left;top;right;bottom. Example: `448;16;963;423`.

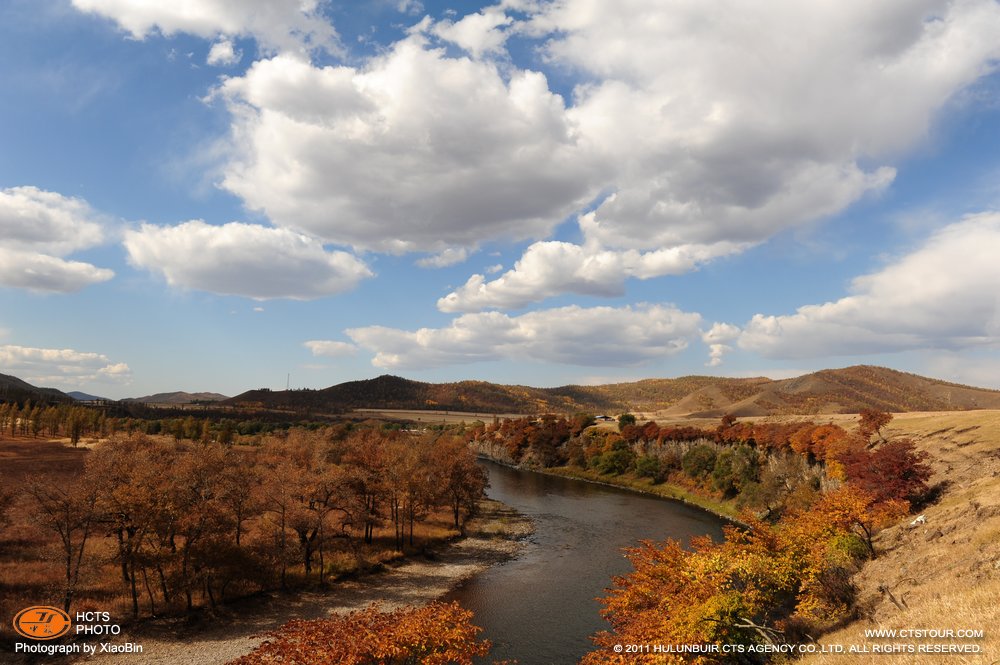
83;2;1000;310
430;7;513;58
438;240;744;311
207;38;242;66
739;212;1000;358
123;220;373;300
346;303;702;369
0;186;106;254
416;247;469;269
701;322;741;367
396;0;424;15
0;344;132;387
533;0;1000;252
485;264;503;274
0;249;114;293
71;0;339;55
428;0;998;307
215;41;604;253
304;340;358;357
0;186;114;293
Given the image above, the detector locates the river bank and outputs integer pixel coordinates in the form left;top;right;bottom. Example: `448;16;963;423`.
57;499;532;665
478;455;742;522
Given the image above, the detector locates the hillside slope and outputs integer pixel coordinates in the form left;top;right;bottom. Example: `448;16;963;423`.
224;366;1000;417
801;410;1000;664
0;372;72;405
124;391;229;404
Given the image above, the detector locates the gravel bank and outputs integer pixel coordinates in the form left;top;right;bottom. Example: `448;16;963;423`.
62;500;531;665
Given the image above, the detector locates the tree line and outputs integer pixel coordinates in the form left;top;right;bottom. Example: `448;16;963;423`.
7;426;486;619
0;399;337;446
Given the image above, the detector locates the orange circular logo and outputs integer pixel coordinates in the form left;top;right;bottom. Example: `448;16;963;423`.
12;606;72;640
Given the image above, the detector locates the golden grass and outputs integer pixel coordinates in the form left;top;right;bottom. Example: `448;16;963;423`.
797;410;1000;665
802;579;1000;664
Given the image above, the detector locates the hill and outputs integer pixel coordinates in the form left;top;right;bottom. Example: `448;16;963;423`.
0;372;73;405
67;390;109;401
800;409;1000;664
225;366;1000;417
125;391;229;405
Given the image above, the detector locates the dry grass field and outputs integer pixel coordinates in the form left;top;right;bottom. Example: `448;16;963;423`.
796;410;1000;664
352;408;528;424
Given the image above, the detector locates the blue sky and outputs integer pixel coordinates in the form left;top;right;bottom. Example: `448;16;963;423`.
2;0;1000;399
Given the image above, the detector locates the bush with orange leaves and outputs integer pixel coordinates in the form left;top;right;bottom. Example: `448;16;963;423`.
583;485;908;664
229;601;493;665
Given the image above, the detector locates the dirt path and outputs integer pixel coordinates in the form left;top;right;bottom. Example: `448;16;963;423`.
66;500;532;665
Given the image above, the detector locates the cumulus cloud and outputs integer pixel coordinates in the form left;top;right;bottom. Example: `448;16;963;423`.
416;247;470;269
78;1;1000;308
71;0;339;55
304;340;358;357
215;41;604;253
0;250;114;293
0;186;114;292
207;38;242;66
346;303;702;369
123;220;373;300
438;239;745;311
0;344;132;387
739;212;1000;358
431;0;999;307
535;0;1000;250
702;322;742;367
430;7;514;58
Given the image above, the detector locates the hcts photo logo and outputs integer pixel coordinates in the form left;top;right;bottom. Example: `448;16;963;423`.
12;606;72;640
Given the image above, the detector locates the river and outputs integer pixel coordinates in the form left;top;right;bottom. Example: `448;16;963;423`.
445;461;728;664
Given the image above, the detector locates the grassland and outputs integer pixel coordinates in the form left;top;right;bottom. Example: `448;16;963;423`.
796;410;1000;664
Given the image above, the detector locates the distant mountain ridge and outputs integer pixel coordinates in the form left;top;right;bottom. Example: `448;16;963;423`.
6;366;1000;416
0;372;73;404
225;366;1000;416
67;391;109;402
124;391;229;404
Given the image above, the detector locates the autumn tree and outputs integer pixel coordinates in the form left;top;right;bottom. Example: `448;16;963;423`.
585;522;800;664
789;485;907;562
229;601;492;665
86;434;170;617
432;436;487;533
26;474;99;612
858;408;892;446
341;429;392;546
835;439;931;505
0;471;15;532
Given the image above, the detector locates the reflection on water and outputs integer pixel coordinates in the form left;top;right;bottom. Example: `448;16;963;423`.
445;462;727;664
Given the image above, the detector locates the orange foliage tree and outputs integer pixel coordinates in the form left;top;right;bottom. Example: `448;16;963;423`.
229;601;492;665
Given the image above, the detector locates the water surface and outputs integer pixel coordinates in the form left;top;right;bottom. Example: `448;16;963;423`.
446;462;727;664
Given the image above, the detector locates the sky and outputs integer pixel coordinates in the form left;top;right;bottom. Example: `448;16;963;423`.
2;0;1000;400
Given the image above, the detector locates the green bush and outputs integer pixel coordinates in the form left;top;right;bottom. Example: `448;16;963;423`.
597;447;635;475
682;444;717;480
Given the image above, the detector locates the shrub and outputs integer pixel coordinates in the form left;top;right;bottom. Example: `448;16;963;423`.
682;444;717;480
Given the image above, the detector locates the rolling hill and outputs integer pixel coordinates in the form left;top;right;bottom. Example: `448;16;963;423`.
225;366;1000;417
124;391;230;405
0;373;73;405
67;391;110;402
